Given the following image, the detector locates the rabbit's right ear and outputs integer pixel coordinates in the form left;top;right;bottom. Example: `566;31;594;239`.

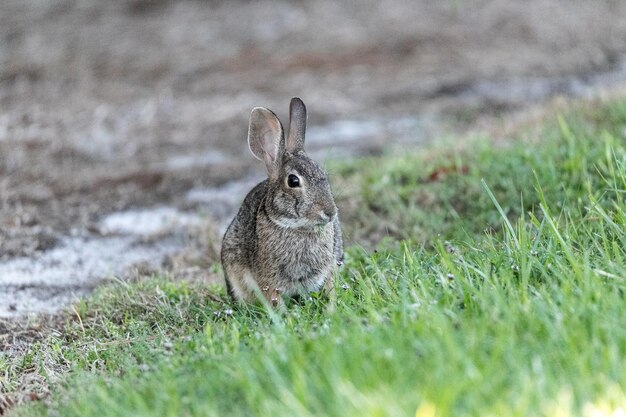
248;107;284;179
286;97;306;153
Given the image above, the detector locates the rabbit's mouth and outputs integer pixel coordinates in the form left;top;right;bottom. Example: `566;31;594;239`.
313;218;333;228
313;209;336;226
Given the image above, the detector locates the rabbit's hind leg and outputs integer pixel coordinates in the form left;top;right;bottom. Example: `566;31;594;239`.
224;263;258;303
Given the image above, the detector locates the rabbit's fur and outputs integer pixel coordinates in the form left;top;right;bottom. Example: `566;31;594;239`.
221;98;343;304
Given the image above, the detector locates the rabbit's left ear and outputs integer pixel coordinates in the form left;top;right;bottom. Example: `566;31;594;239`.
286;97;306;153
248;107;284;179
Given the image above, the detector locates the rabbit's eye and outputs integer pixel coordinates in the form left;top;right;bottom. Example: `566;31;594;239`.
287;174;300;188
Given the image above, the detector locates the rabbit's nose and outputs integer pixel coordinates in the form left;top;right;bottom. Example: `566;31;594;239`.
319;207;336;222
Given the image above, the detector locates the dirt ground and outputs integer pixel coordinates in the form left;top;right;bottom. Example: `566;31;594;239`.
2;0;626;317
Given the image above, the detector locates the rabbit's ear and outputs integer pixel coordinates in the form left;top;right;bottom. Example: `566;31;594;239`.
248;107;284;178
286;97;306;153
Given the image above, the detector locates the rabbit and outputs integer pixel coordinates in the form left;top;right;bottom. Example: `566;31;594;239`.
221;97;344;305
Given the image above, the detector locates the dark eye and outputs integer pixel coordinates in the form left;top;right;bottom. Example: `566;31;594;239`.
287;174;300;188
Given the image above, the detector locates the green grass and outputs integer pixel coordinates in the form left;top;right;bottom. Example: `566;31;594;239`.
4;99;626;416
337;101;626;246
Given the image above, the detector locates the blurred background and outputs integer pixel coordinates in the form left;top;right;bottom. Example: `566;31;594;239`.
2;0;626;316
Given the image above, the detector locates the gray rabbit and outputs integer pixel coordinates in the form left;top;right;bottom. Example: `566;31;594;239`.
221;98;343;304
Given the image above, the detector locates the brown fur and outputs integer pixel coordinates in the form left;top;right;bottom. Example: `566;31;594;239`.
221;98;343;304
